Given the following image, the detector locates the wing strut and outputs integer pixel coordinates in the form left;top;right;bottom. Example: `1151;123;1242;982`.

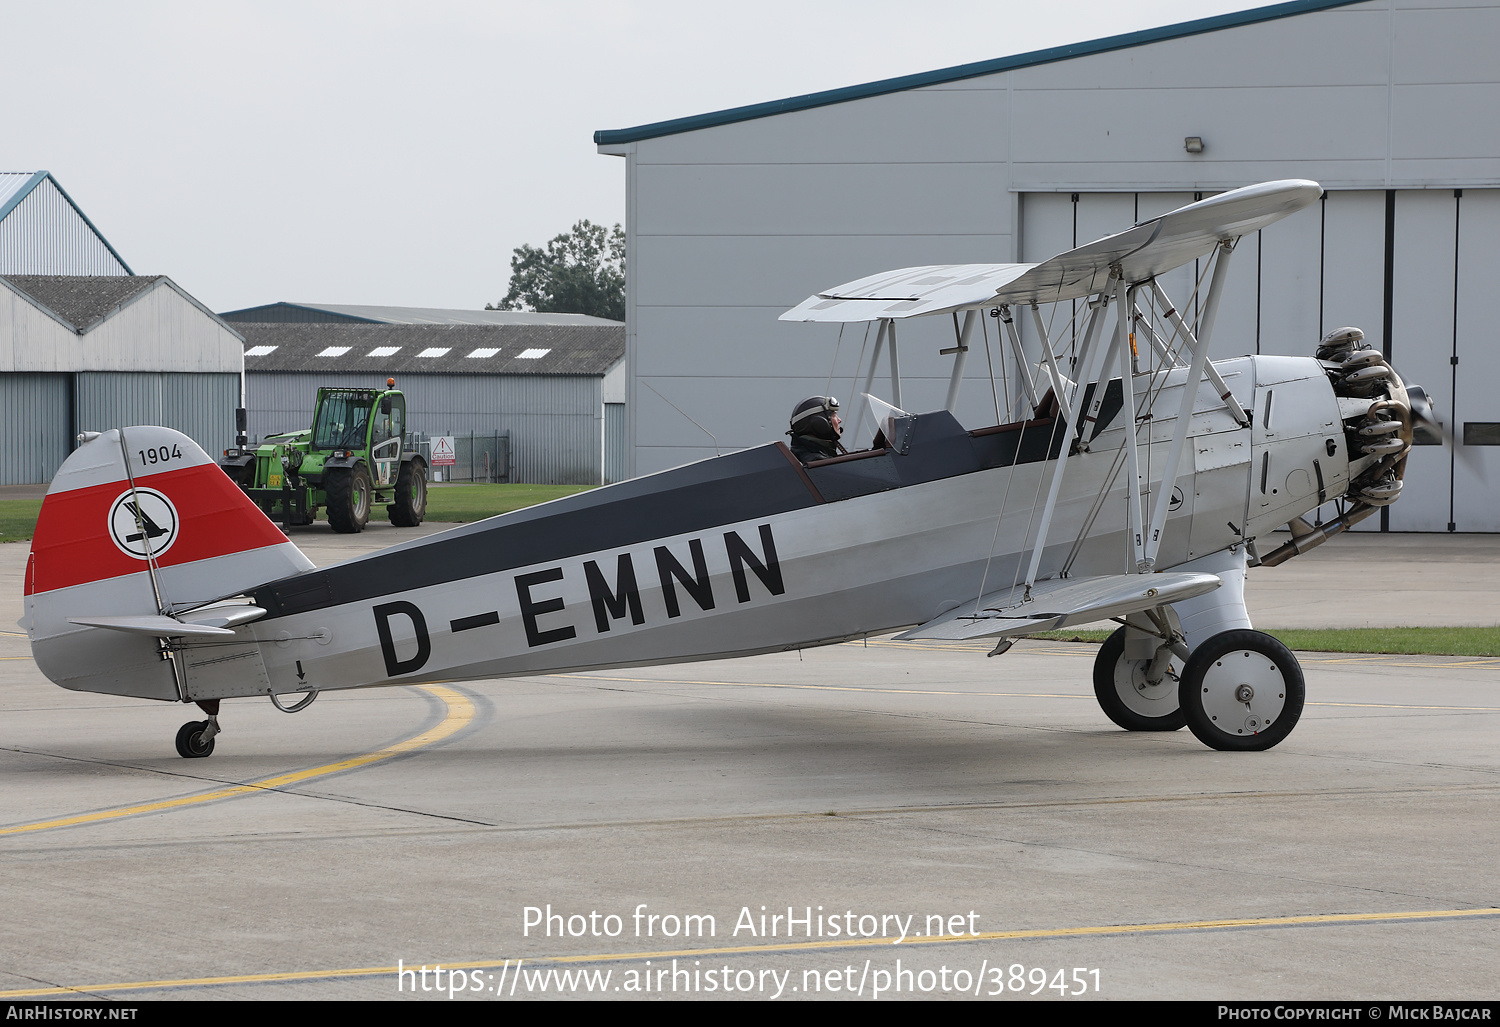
997;306;1041;416
888;319;903;409
1132;302;1183;368
943;310;977;413
1148;277;1249;428
850;317;908;444
1020;296;1110;591
1114;274;1149;572
1075;294;1119;452
851;319;890;446
1142;240;1235;570
1028;303;1074;425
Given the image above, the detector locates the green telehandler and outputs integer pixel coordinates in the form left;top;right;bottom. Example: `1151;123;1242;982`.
220;381;427;533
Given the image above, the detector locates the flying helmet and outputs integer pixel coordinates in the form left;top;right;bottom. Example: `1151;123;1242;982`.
789;395;841;439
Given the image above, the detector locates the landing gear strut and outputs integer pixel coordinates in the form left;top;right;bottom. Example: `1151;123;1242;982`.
175;699;221;759
1093;626;1186;731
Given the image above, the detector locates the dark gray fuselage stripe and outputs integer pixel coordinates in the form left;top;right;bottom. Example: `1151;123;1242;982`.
253;409;1069;620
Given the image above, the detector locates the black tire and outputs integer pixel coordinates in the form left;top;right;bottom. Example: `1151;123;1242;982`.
175;720;214;759
1093;627;1186;732
389;457;427;527
1179;629;1305;752
221;459;256;488
326;465;372;533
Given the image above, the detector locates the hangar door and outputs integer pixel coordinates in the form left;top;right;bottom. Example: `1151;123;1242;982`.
1021;190;1500;532
0;373;72;485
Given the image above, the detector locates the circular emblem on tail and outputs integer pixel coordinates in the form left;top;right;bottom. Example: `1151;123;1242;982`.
108;488;180;560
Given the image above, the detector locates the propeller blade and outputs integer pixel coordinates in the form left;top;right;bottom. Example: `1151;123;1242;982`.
1406;385;1482;475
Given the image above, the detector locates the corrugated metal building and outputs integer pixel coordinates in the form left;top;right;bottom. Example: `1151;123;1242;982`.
595;0;1500;532
1;171;132;276
236;320;625;485
0;275;246;484
221;301;621;328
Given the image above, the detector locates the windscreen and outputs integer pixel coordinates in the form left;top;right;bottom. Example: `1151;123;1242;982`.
312;392;372;449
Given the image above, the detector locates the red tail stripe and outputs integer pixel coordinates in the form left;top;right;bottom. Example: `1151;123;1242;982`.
27;464;288;595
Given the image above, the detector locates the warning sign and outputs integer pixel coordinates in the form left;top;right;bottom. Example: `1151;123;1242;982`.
430;436;457;466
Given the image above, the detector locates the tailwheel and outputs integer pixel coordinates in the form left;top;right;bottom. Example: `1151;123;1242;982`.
175;719;217;759
1093;627;1186;731
1179;629;1305;751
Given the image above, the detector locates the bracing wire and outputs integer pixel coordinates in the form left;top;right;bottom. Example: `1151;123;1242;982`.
639;380;720;456
846;321;872;436
1009;280;1071;598
1058;298;1191;576
1008;405;1067;600
971;414;1032;615
824;322;846;398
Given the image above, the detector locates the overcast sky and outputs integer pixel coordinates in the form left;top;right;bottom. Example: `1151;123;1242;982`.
4;0;1273;312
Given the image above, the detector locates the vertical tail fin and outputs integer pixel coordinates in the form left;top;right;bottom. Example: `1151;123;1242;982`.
24;427;314;699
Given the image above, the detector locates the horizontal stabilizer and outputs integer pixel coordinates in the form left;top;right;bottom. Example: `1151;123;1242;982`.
67;615;237;638
896;572;1222;641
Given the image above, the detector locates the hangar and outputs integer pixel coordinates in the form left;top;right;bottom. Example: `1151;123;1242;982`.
0;172;244;486
0;274;244;485
227;313;626;486
595;0;1500;531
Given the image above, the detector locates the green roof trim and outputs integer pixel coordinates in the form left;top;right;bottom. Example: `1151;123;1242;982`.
594;0;1369;146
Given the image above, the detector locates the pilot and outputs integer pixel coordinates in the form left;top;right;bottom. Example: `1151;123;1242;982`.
787;395;846;463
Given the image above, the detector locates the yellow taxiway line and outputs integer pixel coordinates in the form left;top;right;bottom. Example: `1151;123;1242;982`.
3;906;1496;998
0;684;473;837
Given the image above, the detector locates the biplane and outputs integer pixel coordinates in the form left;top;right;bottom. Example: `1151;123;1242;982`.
21;180;1429;756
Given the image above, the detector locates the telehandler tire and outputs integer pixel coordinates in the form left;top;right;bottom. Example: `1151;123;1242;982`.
390;457;428;527
326;465;372;533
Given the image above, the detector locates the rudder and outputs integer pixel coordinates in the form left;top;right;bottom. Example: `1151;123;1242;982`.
24;427;314;699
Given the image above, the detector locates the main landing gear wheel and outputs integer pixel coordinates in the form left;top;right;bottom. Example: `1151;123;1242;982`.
1093;627;1186;731
175;720;215;759
1179;629;1305;752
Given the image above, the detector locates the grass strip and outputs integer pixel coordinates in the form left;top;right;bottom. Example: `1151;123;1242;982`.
0;485;593;543
0;499;42;544
1028;626;1500;657
422;483;593;522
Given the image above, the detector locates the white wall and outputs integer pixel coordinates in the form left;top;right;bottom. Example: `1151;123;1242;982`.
0;279;244;374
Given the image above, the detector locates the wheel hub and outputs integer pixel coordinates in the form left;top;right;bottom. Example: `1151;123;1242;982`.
1117;659;1178;715
1200;650;1287;735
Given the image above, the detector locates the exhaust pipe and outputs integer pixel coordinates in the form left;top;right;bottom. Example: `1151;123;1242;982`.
1259;504;1381;567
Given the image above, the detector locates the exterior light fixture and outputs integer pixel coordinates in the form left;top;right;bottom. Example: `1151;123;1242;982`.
1184;136;1205;154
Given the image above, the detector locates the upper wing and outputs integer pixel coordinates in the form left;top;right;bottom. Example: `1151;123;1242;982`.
782;179;1321;324
778;263;1035;323
895;571;1222;641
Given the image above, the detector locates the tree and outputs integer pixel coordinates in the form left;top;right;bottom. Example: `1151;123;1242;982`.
490;220;625;321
